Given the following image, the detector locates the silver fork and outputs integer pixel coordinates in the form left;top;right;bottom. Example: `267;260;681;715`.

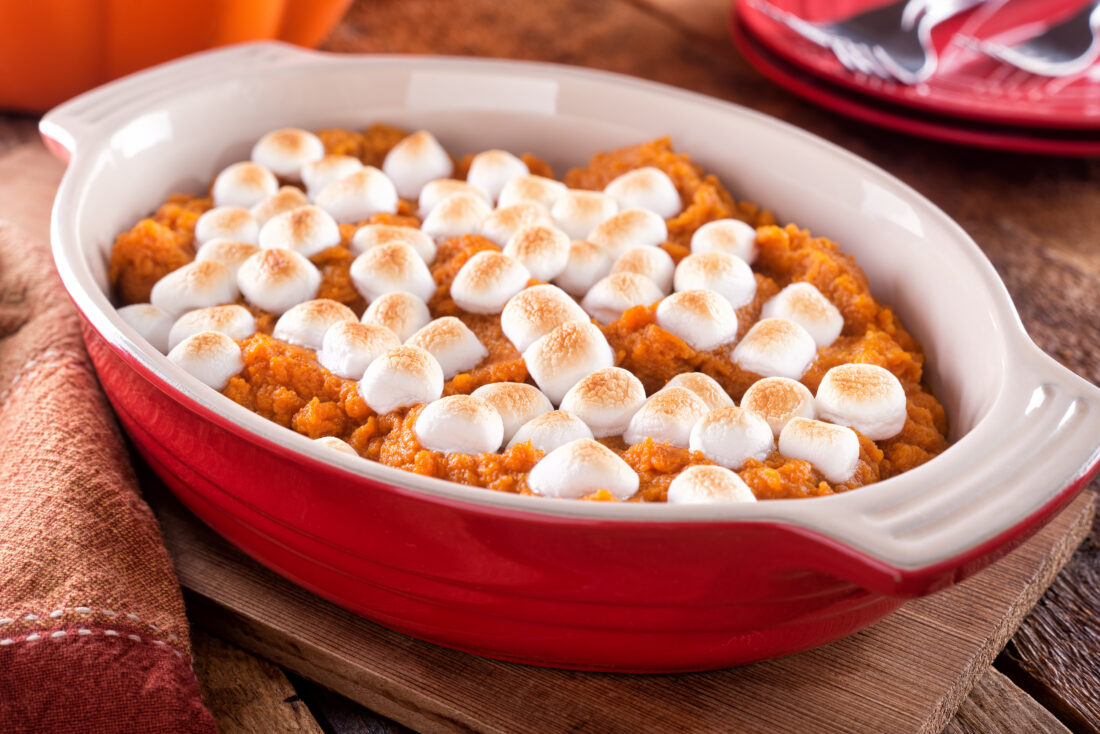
750;0;987;83
971;0;1100;76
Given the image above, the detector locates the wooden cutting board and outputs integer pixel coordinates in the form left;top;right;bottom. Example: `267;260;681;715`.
4;140;1094;733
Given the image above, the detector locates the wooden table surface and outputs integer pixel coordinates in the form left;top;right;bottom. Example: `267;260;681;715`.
5;1;1098;731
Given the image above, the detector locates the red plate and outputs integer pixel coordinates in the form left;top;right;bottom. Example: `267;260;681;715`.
737;0;1100;130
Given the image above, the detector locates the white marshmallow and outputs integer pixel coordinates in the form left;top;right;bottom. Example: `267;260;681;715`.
559;367;646;439
250;128;325;181
500;283;590;353
551;190;618;240
623;386;709;448
498;175;568;210
302;155;364;199
382;130;454;200
815;363;908;440
581;272;663;324
603;167;681;220
272;298;357;350
731;318;818;380
250;186;311;226
414;394;504;454
314;167;399;224
587;208;668;260
741;376;815;437
479;202;555;247
258;205;341;258
168;305;256;351
779;417;860;483
690;219;758;263
351;224;436;264
760;282;844;347
553;240;612;297
522;321;615;405
674;252;756;308
318;321;402;379
212;161;278;208
349;242;437;303
502;224;571;281
405;317;488;379
667;465;757;504
150;260;238;317
528;438;638;500
313;435;359;456
450;251;531;315
661;372;734;411
418;179;489;218
194;206;259;245
236;248;321;315
655;289;738;352
361;292;431;342
117;303;174;353
193;239;261;283
466;149;529;203
611;246;674;294
359;345;444;414
471;382;554;443
507;410;594;453
420;192;492;241
167;331;244;390
689;406;775;469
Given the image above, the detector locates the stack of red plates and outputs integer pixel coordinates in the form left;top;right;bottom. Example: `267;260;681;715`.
732;0;1100;155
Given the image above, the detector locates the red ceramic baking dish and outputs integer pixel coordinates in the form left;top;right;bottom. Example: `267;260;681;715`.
41;43;1100;672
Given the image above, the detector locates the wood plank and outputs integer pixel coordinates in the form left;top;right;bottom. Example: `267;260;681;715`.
944;668;1070;734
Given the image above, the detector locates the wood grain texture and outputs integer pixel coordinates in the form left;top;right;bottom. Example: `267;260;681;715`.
944;668;1070;734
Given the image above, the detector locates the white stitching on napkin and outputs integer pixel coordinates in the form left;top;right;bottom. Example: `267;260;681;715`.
0;349;91;412
0;628;184;658
0;607;180;642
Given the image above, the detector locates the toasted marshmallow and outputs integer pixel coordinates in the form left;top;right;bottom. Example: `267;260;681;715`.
450;251;531;315
414;394;504;454
507;410;594;453
587;208;667;260
117;303;174;353
150;260;238;317
405;317;488;379
559;367;646;439
690;219;758;263
466;149;529;202
688;406;774;469
194;206;259;245
318;321;401;379
551;190;618;240
479;202;555;246
667;465;757;504
522;321;615;405
236;248;321;315
359;345;444;414
655;289;738;352
498;175;568;210
212;162;278;208
418;179;489;218
314;167;399;224
760;283;844;347
731;318;817;380
250;186;311;225
272;298;357;350
360;291;431;342
500;284;589;353
553;240;612;297
741;376;815;437
611;246;674;294
302;155;364;199
258;205;341;257
674;252;756;308
168;305;256;351
661;372;734;411
528;438;638;500
581;272;663;324
313;435;359;456
382;130;454;200
351;224;436;263
603;167;681;220
194;239;261;279
779;417;860;483
349;242;437;303
502;224;571;281
623;387;709;448
167;331;244;390
420;192;492;241
251;128;325;181
471;382;553;443
815;363;907;440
